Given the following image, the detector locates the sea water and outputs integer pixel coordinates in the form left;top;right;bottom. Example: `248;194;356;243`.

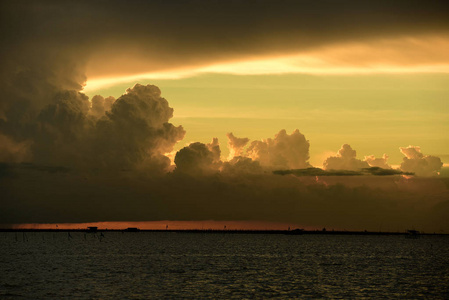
0;232;448;299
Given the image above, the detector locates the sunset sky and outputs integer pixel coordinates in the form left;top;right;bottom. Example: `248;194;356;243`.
1;1;448;231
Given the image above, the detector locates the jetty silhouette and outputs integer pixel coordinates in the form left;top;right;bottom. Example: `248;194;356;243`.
0;227;446;236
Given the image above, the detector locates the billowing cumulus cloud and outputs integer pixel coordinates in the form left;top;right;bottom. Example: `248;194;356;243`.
93;84;185;172
89;95;116;119
364;154;391;169
400;146;443;176
206;138;222;164
221;156;264;175
226;132;249;160
174;142;217;175
323;144;369;171
31;90;91;166
247;129;311;169
173;138;222;175
0;81;184;173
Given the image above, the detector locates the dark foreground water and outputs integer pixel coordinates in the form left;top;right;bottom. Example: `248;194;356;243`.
0;232;448;299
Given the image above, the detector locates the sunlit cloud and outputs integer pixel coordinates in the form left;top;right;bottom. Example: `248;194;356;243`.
84;36;449;92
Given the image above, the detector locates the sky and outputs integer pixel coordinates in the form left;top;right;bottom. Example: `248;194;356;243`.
1;0;448;231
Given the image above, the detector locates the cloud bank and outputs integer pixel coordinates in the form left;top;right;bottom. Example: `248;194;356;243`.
1;163;448;232
0;79;446;231
0;74;445;230
0;72;446;230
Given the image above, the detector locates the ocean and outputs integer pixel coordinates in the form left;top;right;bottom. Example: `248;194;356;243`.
1;232;448;299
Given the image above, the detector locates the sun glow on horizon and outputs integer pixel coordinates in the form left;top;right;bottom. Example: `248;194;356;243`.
9;221;305;231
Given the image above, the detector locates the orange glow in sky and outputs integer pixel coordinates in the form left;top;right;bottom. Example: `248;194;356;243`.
10;221;307;231
84;36;449;92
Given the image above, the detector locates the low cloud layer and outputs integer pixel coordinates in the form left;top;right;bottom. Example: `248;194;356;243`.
274;167;411;177
1;163;448;232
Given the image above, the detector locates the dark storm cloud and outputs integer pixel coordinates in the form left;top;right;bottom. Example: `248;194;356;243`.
31;90;91;166
0;82;184;171
174;142;217;175
173;138;223;175
1;0;449;77
93;84;185;171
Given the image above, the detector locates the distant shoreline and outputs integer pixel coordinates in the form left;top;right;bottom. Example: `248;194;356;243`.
0;229;447;236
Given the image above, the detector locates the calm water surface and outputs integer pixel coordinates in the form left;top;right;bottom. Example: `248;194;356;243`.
0;232;448;299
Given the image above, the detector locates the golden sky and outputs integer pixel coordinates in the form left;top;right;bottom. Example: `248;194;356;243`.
83;35;449;166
